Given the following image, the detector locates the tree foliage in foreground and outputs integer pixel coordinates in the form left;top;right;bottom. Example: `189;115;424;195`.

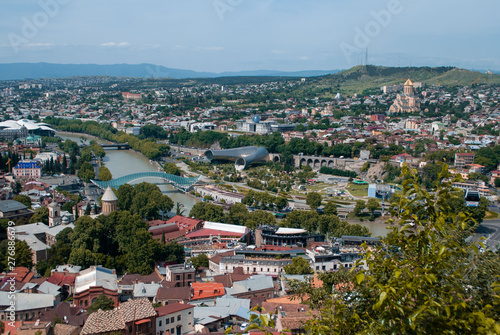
301;164;500;334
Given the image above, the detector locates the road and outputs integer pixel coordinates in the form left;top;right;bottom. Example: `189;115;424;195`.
473;219;500;252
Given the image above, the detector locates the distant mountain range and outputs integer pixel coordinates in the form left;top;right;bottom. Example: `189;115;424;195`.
0;63;340;80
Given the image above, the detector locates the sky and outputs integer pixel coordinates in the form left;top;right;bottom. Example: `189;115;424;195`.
0;0;499;72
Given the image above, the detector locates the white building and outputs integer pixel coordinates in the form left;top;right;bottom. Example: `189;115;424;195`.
155;303;195;335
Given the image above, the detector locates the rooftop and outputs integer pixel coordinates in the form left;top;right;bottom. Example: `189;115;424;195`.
0;200;27;213
155;302;195;317
75;266;118;294
191;282;225;300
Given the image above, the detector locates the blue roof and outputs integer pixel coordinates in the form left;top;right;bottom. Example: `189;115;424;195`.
14;161;40;169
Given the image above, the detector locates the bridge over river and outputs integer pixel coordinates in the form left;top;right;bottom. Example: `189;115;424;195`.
91;172;200;192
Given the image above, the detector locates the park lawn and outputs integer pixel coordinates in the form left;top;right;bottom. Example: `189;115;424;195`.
347;183;369;197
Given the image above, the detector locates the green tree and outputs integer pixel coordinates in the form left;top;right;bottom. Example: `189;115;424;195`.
366;198;380;216
175;202;186;216
323;201;338;215
496;177;500;188
304;164;500;334
353;200;366;216
30;206;49;224
117;182;174;220
190;253;209;270
246;210;276;229
162;241;185;264
226;203;249;225
163;162;182;176
306;192;322;210
285;210;319;232
3;240;34;270
189;202;224;222
87;294;115;314
13;195;31;208
98;166;112;181
78;161;95;183
283;256;312;275
275;196;289;211
318;214;340;236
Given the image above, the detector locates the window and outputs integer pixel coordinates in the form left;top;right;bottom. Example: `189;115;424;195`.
171;317;174;323
171;328;175;334
187;274;192;279
177;315;181;321
166;318;170;325
176;275;180;280
159;320;162;327
188;311;192;315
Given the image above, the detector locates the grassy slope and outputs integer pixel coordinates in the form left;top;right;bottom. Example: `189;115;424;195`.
307;65;500;95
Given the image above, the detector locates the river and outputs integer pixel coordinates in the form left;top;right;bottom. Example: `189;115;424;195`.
58;132;199;215
57;132;388;237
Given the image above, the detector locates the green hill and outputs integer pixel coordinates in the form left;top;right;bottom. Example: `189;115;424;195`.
307;65;500;95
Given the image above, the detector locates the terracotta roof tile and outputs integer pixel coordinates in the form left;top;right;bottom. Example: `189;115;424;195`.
81;308;125;335
119;298;157;323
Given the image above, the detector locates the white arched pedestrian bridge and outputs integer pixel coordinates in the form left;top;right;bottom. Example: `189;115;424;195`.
91;172;200;192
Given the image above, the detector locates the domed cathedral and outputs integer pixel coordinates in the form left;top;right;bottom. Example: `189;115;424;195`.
389;79;421;114
101;186;118;215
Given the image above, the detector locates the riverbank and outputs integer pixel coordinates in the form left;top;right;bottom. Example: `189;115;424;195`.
59;132;201;214
58;131;112;145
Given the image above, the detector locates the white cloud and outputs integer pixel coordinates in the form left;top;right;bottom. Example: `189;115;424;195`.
271;49;286;54
195;46;224;52
171;44;187;50
100;42;130;47
24;43;55;48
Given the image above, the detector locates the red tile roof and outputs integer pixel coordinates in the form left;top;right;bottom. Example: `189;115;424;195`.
6;267;34;283
48;273;76;286
165;215;202;232
185;228;244;239
119;272;163;286
155;302;195;317
152;229;186;242
156;286;191;302
191;282;225;300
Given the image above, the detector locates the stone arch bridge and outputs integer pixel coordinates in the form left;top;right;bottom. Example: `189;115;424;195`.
293;155;377;171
